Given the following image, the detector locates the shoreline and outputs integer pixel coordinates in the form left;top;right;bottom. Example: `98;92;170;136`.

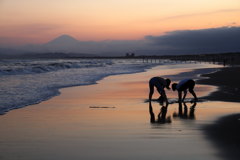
0;61;220;116
197;66;240;102
0;59;158;115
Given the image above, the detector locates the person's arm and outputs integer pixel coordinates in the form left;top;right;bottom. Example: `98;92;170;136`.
189;90;198;101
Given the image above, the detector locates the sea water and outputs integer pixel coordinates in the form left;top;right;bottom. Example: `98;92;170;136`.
0;58;159;114
0;58;221;114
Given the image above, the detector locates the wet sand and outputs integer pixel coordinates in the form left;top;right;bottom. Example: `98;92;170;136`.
0;63;239;160
198;66;240;102
197;66;240;160
203;114;240;160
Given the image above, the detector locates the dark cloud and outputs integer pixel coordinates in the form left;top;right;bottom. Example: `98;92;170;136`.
145;26;240;54
2;26;240;56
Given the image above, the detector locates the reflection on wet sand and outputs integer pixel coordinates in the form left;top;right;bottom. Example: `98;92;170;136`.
173;101;197;120
203;114;240;160
0;63;238;160
149;101;171;124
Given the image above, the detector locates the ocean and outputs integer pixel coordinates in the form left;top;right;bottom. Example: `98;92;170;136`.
0;58;159;114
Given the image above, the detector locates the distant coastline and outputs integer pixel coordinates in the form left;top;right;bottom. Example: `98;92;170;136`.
1;51;239;66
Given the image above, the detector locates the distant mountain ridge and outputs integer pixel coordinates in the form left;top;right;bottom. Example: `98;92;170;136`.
0;34;155;57
1;26;240;57
41;34;82;52
0;35;96;58
40;34;144;55
46;34;80;46
0;34;148;57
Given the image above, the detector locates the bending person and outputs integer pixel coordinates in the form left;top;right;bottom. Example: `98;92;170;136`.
149;77;171;103
172;79;198;102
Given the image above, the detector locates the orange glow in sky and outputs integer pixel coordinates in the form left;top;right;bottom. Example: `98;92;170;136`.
0;0;240;45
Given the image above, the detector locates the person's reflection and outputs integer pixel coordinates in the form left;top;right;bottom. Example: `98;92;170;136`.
149;101;171;124
186;101;197;120
173;101;197;120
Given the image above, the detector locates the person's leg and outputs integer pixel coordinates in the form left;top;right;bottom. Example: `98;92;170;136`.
158;95;163;103
182;90;187;101
149;83;154;100
157;87;168;104
189;80;198;101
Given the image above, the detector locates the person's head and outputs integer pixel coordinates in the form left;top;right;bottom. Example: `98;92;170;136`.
172;83;177;91
165;78;171;90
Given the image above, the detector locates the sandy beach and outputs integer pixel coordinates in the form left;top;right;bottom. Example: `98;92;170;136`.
0;63;239;160
198;66;240;102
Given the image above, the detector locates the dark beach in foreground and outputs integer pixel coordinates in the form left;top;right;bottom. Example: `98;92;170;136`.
204;113;240;160
197;66;240;159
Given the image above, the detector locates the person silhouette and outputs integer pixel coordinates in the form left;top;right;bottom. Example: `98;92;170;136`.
171;79;198;102
148;77;171;103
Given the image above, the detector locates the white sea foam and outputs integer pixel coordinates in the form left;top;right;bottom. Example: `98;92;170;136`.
0;59;157;114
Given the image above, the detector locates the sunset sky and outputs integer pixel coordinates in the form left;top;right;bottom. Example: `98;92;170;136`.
0;0;240;46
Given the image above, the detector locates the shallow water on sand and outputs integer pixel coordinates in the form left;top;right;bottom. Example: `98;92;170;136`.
0;63;239;160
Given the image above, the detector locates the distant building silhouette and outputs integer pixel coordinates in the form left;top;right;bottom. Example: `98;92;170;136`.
125;52;135;58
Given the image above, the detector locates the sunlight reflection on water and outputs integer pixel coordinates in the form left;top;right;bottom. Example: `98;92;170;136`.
0;63;236;160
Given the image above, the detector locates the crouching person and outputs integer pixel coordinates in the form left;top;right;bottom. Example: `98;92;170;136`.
149;77;171;103
172;79;198;102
